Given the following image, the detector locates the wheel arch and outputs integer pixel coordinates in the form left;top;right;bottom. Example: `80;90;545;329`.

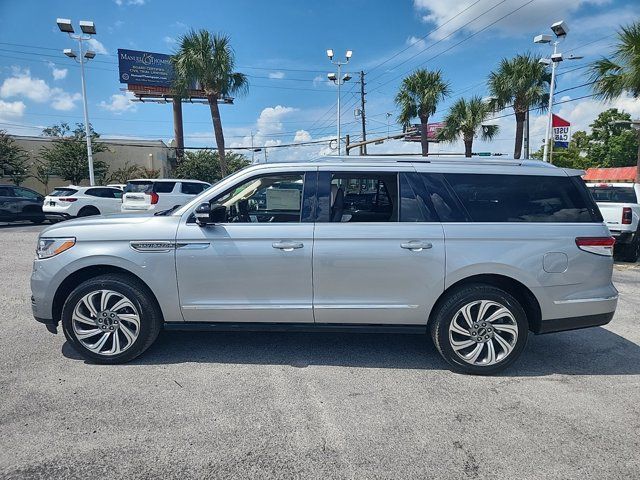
429;273;542;333
52;265;163;325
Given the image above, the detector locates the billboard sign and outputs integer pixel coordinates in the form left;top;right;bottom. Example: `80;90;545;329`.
552;114;571;148
405;122;445;142
118;49;174;88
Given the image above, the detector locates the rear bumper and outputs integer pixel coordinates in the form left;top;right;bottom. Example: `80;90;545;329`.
535;311;614;334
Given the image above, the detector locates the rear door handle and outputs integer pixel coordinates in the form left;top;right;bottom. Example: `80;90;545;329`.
272;241;304;251
400;241;432;252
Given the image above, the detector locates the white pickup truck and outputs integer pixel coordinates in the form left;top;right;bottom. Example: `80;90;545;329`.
587;182;640;262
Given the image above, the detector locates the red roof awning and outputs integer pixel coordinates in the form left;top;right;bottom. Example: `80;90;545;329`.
582;166;638;182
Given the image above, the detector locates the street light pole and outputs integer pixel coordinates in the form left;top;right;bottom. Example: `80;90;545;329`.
327;49;352;155
57;19;97;185
542;41;559;164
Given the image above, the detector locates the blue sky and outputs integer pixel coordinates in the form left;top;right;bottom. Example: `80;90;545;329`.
1;0;639;160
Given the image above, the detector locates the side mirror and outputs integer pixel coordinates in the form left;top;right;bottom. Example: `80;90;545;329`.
195;202;226;226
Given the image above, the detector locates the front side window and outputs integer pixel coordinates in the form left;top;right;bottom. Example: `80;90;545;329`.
212;173;304;223
326;172;398;222
181;182;207;195
14;187;41;200
444;173;598;223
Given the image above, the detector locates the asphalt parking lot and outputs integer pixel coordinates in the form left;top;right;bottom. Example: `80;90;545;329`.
1;223;639;479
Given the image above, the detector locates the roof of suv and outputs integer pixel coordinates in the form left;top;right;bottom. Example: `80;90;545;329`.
127;178;210;184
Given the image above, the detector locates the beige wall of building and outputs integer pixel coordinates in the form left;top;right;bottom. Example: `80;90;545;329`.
3;135;175;194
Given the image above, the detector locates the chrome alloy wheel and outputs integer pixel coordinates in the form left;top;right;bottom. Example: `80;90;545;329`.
448;300;518;366
71;289;141;356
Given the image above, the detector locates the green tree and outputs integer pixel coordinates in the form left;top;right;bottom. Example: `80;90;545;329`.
40;123;108;185
438;96;499;157
586;109;639;167
487;53;550;159
172;30;248;176
395;69;450;156
106;161;141;184
589;21;640;101
174;149;250;184
31;158;54;194
0;130;30;185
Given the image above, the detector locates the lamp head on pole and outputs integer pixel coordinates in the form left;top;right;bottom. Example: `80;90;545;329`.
56;18;74;33
63;48;77;59
550;20;569;38
79;20;96;35
326;49;334;60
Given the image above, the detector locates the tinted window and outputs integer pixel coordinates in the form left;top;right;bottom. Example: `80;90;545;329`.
588;186;637;204
444;173;597;223
328;173;397;222
85;188;102;197
400;173;436;222
49;188;78;197
14;187;41;200
416;173;468;222
154;182;176;193
182;182;207;195
212;173;304;223
125;181;152;193
0;186;14;197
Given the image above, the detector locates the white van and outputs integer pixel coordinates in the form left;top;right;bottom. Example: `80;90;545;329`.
121;179;210;214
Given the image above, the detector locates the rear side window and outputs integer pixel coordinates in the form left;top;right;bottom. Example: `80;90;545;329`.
588;186;637;203
444;173;598;223
329;173;398;222
181;182;208;195
0;186;14;196
153;182;176;193
49;188;78;197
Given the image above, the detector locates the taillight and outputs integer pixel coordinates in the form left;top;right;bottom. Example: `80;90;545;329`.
147;192;159;204
59;197;77;202
622;207;632;225
575;237;615;256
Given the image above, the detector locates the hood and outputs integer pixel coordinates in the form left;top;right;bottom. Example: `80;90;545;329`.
40;213;181;242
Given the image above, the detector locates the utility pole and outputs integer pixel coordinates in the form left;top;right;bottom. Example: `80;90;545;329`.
359;71;367;156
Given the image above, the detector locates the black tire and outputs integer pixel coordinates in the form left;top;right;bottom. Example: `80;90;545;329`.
61;273;162;364
430;284;528;375
617;234;639;263
77;206;100;217
30;217;45;224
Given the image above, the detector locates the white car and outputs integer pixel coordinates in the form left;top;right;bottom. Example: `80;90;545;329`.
43;186;124;221
121;179;210;214
107;183;127;191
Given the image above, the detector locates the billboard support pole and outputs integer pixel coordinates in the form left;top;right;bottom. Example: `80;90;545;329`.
172;97;184;161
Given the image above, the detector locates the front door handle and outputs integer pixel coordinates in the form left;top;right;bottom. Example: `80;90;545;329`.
272;241;304;251
400;241;432;252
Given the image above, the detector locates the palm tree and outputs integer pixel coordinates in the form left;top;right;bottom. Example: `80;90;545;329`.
589;21;640;100
438;96;499;157
172;30;248;176
487;53;550;159
395;69;450;156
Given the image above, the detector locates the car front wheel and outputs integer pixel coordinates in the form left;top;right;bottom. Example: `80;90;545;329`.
61;274;162;364
430;285;528;375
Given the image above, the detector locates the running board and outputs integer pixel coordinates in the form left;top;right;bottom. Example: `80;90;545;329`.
163;322;427;334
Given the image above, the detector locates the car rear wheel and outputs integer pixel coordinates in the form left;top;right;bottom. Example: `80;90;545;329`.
77;206;100;217
61;274;162;364
617;233;639;263
430;285;528;375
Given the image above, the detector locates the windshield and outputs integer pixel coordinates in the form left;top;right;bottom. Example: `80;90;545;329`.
588;186;637;203
49;188;78;197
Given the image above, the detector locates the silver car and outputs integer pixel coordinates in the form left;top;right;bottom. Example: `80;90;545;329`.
31;157;618;374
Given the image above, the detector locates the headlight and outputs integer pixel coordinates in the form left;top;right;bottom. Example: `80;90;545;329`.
37;237;76;259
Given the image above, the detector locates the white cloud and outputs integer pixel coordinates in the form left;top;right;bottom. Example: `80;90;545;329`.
98;91;138;114
87;38;108;55
0;68;82;111
115;0;145;5
50;90;82;111
293;130;312;142
268;71;285;79
406;35;427;50
312;75;324;87
413;0;612;40
47;62;67;81
164;36;177;46
0;100;26;118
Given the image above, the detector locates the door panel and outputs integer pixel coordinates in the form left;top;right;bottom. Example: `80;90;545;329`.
176;223;314;322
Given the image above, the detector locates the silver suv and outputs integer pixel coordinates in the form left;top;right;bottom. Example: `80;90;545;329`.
31;157;618;374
